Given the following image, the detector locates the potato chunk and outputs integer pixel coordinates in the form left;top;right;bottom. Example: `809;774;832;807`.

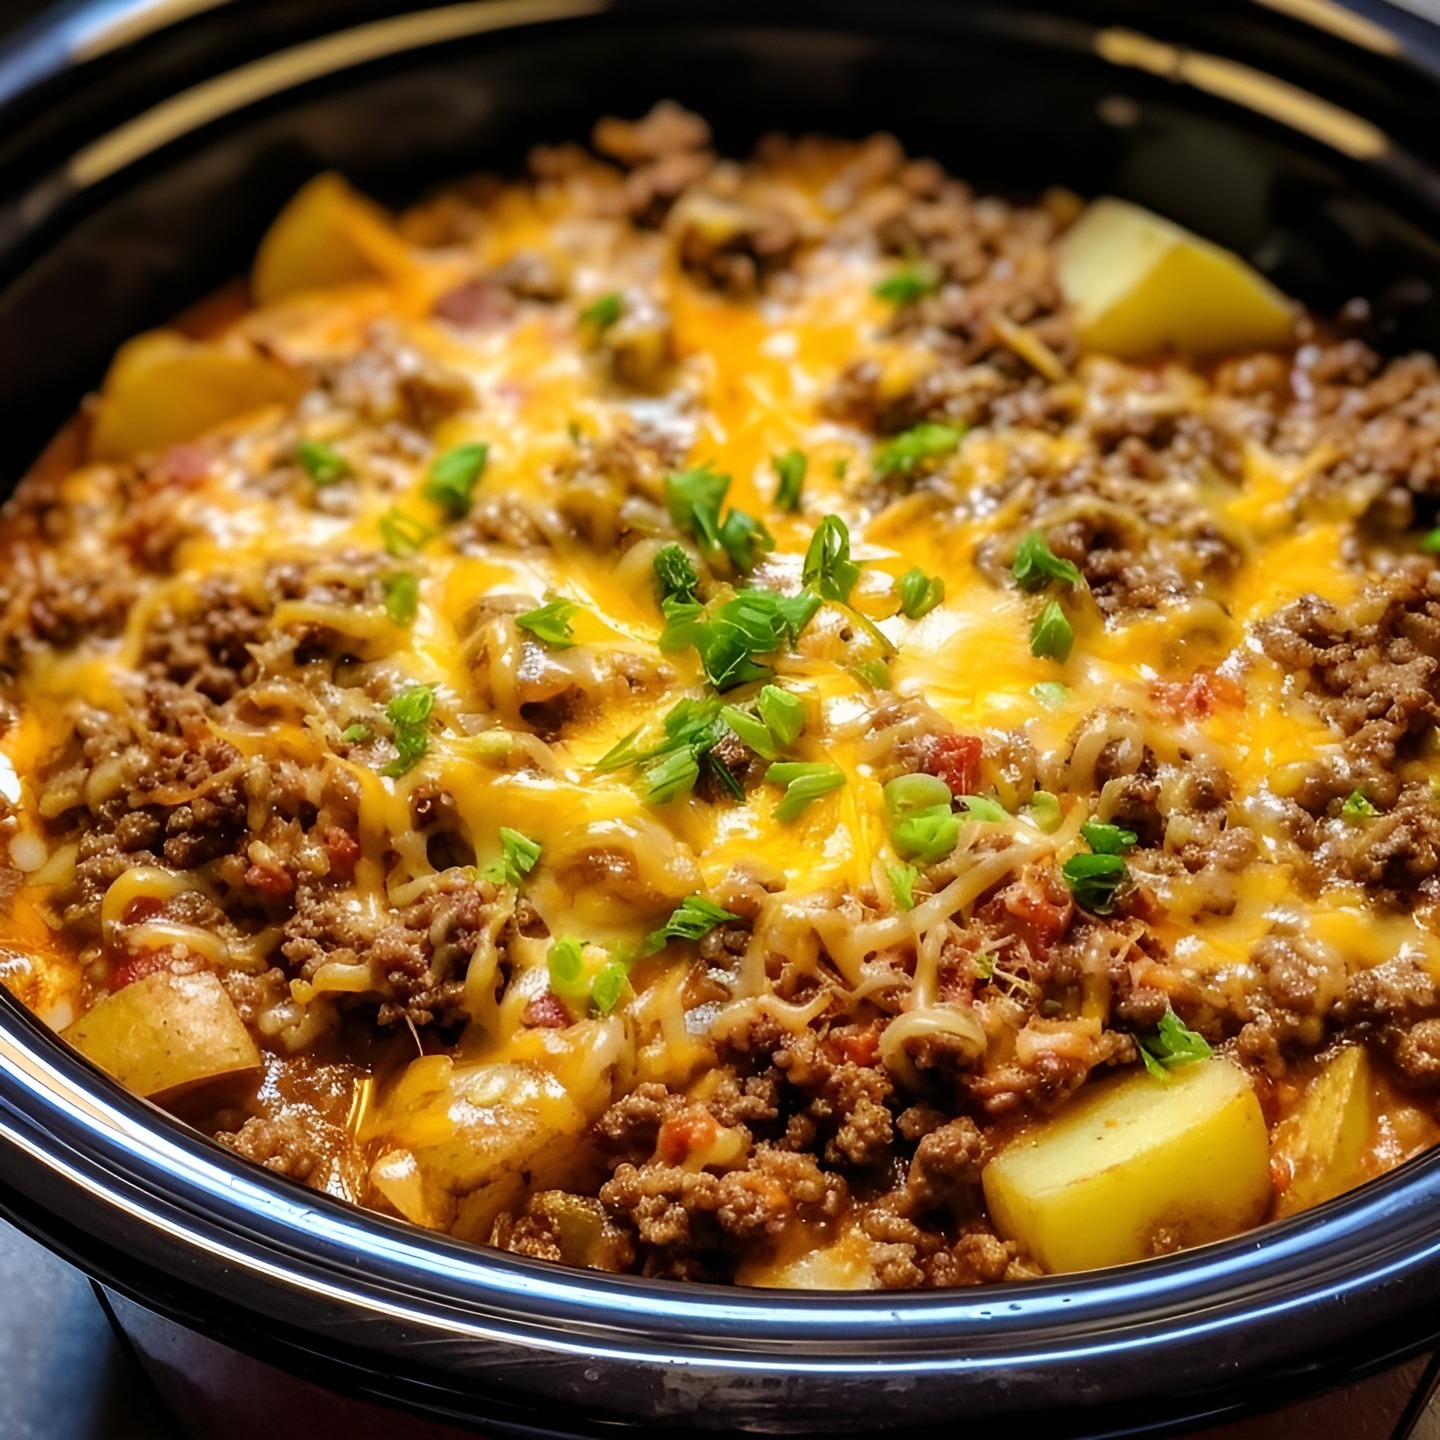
983;1059;1270;1273
252;172;414;305
89;328;303;461
63;971;261;1098
1272;1046;1370;1216
1055;198;1294;358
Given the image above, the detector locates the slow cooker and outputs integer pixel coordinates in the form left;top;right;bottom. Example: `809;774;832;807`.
4;2;1440;1436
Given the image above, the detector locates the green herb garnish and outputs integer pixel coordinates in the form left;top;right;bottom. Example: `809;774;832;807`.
1061;852;1127;914
424;441;488;518
516;595;577;649
873;262;941;306
851;658;891;690
884;772;959;864
897;567;944;619
647;894;738;952
482;828;541;887
638;746;702;806
720;704;778;760
546;936;590;1002
1030;600;1074;661
772;450;807;512
341;723;369;743
381;684;435;777
767;761;846;822
1137;1009;1212;1081
873;422;965;479
886;862;918;911
757;684;805;746
379;509;435;557
1341;789;1378;819
1421;528;1440;554
959;795;1008;823
1030;681;1069;709
1080;820;1137;855
1012;531;1082;590
580;291;624;329
590;952;633;1014
717;508;775;574
802;515;861;601
654;543;699;604
665;465;730;557
1026;790;1063;833
295;439;349;485
382;571;419;625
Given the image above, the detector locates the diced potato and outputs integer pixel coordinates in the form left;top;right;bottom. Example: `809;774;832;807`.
88;328;303;461
63;970;261;1098
734;1227;880;1290
1272;1046;1370;1217
983;1058;1270;1273
1055;197;1295;358
251;172;414;305
367;1055;592;1238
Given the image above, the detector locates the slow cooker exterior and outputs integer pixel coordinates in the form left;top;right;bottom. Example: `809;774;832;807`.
5;2;1440;1436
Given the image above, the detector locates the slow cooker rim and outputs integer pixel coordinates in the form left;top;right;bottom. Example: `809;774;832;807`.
1;0;1440;1425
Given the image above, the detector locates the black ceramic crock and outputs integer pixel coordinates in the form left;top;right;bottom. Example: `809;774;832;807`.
4;3;1440;1436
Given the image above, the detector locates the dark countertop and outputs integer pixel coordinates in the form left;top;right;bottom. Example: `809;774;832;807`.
0;1222;180;1440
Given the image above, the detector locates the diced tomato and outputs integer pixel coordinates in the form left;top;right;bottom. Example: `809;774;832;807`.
828;1026;881;1067
149;442;215;490
324;827;361;881
121;895;164;925
1150;668;1245;720
1001;872;1073;958
925;733;982;797
522;991;571;1030
110;950;170;990
657;1108;719;1165
244;859;294;898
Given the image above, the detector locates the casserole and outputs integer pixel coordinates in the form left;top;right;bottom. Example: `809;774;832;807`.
5;0;1440;1434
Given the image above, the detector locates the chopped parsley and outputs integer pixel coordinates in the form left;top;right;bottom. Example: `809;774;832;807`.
1080;820;1137;854
873;422;965;479
381;684;435;778
381;571;419;625
767;761;846;821
379;508;435;557
1137;1009;1212;1081
580;291;624;329
757;684;805;746
546;936;590;1001
295;439;349;485
424;441;488;518
886;862;918;911
653;543;699;605
647;894;738;952
1030;599;1074;661
1012;531;1082;590
482;827;541;887
1341;789;1379;819
873;262;940;306
897;567;944;619
1030;680;1069;709
516;595;577;649
772;450;807;512
1061;852;1127;914
884;772;960;864
1026;790;1063;833
802;515;861;602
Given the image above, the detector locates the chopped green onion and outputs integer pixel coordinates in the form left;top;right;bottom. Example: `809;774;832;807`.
1012;531;1082;590
381;684;435;777
959;795;1007;823
897;567;944;619
379;509;435;557
580;291;624;329
1030;680;1069;709
1137;1009;1212;1081
802;515;861;602
666;466;730;557
341;723;369;743
546;936;590;1002
590;953;633;1014
851;658;891;690
516;595;577;649
1026;790;1063;833
639;747;701;806
424;442;488;518
654;543;699;604
720;704;778;760
295;439;349;485
382;571;419;625
1061;851;1127;913
1341;789;1378;819
647;894;738;952
767;761;846;822
1422;528;1440;554
884;773;959;864
873;262;941;306
1030;600;1074;661
482;828;542;887
757;685;804;746
772;450;807;512
1080;820;1137;855
873;422;965;479
975;950;998;980
886;862;918;911
717;508;775;573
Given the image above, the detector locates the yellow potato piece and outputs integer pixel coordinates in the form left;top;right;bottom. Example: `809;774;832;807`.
63;970;261;1098
89;328;304;461
1272;1046;1371;1217
983;1058;1271;1273
252;171;415;305
1055;197;1295;358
